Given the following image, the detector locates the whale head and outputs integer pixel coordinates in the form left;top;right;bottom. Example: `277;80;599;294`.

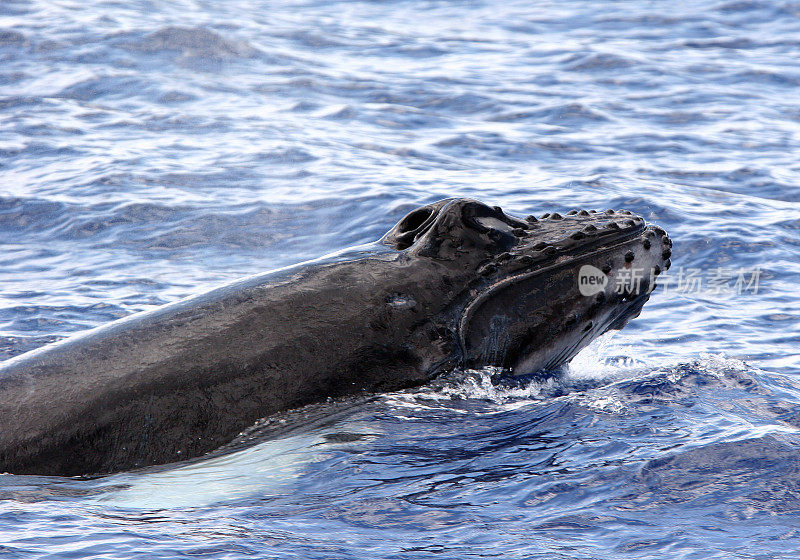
383;198;672;374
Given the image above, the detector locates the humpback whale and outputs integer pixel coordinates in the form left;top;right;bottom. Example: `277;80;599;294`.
0;198;672;476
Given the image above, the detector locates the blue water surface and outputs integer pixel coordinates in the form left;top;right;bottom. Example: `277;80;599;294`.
1;0;800;558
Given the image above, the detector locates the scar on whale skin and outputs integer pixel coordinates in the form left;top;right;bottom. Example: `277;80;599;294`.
0;198;671;476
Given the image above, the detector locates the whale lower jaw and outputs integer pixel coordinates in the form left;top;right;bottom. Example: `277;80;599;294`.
459;218;670;374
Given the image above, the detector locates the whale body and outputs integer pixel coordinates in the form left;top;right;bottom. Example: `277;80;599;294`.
0;198;672;476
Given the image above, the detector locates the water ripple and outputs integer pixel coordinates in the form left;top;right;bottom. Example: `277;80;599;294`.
2;0;800;558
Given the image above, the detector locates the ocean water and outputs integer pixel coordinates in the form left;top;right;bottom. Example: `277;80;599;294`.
1;0;800;558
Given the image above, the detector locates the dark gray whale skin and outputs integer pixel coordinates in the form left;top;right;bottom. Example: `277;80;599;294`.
0;199;672;476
